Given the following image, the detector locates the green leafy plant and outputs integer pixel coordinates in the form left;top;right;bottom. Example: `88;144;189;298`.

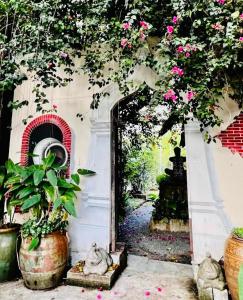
233;228;243;239
4;153;95;250
156;173;170;185
0;0;242;136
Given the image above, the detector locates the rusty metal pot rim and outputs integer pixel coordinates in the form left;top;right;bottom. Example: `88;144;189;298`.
0;223;21;234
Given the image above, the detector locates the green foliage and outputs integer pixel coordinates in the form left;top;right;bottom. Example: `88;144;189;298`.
233;228;243;239
239;264;243;300
2;153;95;249
0;0;242;133
156;173;170;185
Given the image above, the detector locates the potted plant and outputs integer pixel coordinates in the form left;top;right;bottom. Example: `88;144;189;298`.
224;228;243;300
0;163;21;282
5;153;94;290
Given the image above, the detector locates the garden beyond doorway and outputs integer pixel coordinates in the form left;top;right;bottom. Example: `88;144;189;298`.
111;90;191;264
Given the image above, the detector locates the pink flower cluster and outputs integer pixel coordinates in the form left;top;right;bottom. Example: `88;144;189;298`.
216;0;225;4
186;90;196;101
176;44;197;58
122;22;131;30
211;23;224;31
171;66;184;76
164;89;178;102
239;37;243;42
167;26;174;34
240;13;243;20
140;21;149;30
121;38;132;48
172;16;178;24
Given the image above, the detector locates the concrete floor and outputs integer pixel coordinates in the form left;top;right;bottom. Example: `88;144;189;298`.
0;255;198;300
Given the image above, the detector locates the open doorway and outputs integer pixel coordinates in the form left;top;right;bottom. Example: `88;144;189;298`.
111;88;191;264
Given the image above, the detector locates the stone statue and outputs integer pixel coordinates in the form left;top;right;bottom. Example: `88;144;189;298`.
83;243;113;276
197;253;226;291
165;147;186;179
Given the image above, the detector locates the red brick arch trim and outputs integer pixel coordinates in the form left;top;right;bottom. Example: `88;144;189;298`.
217;112;243;157
20;114;72;173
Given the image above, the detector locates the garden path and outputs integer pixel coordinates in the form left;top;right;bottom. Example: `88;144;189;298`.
119;202;191;264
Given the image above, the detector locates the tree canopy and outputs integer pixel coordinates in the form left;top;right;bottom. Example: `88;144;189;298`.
0;0;242;135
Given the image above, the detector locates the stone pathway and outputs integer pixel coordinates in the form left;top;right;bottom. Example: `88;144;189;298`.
0;255;198;300
119;202;191;264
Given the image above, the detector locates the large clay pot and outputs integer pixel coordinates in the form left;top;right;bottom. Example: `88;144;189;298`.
224;235;243;300
0;224;20;281
19;231;68;290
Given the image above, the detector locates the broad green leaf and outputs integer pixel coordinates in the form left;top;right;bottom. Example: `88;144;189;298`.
43;153;56;169
43;185;55;202
17;186;35;199
57;178;73;189
71;174;80;185
4;175;21;187
239;264;243;300
77;169;96;176
6;184;21;193
63;199;76;217
28;237;40;251
53;197;62;210
5;160;16;174
0;166;5;187
33;169;45;186
46;170;57;187
21;194;41;211
9;199;24;206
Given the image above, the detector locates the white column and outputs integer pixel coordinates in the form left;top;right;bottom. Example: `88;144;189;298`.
185;121;231;267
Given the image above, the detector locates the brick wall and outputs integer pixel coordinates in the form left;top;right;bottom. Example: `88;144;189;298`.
20;114;72;175
217;112;243;156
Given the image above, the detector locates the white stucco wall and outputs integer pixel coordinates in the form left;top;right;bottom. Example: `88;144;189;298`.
9;64;243;265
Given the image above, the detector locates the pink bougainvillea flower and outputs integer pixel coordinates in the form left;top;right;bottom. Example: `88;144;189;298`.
60;52;68;59
96;293;102;300
172;16;178;24
140;31;146;41
240;14;243;20
122;22;131;30
121;38;128;48
167;26;174;34
157;287;165;293
186;90;196;101
164;89;178;102
144;290;151;297
52;104;58;109
140;21;149;30
177;45;184;53
171;66;184;76
239;37;243;42
185;52;191;58
216;0;225;4
211;23;224;31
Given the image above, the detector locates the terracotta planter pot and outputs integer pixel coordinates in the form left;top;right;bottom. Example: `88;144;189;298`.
0;224;21;282
224;235;243;300
19;231;68;290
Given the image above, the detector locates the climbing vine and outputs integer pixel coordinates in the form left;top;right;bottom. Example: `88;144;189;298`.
0;0;242;133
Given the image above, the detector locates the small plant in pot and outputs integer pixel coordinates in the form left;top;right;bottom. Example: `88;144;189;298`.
0;163;21;282
6;153;95;290
224;228;243;300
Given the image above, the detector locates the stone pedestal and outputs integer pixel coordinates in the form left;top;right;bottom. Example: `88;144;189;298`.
66;244;127;289
149;218;189;233
198;287;229;300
